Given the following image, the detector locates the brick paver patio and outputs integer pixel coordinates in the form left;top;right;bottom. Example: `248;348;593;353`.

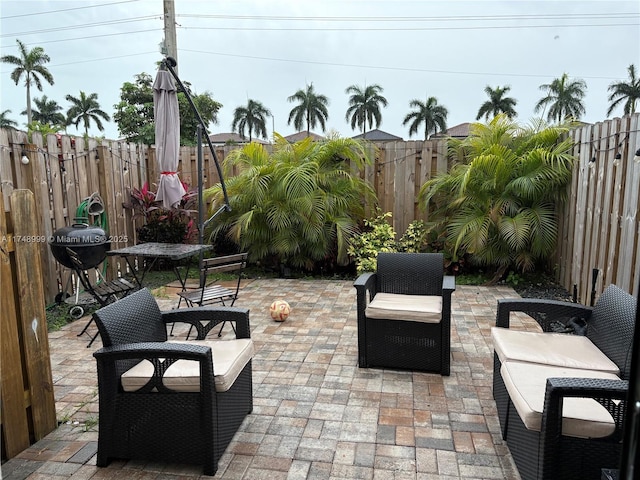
1;279;538;479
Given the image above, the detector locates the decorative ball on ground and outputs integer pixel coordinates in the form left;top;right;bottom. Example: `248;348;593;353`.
270;300;291;321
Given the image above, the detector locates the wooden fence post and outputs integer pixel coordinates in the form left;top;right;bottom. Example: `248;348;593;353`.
0;194;31;458
97;145;117;279
10;189;57;440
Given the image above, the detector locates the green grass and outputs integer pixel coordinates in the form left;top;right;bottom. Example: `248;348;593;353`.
45;266;252;332
46;301;100;332
455;272;491;285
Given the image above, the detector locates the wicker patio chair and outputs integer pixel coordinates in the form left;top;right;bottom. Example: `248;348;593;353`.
354;252;455;375
492;284;636;480
91;288;253;476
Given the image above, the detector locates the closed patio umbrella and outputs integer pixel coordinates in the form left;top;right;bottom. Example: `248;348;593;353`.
153;68;185;208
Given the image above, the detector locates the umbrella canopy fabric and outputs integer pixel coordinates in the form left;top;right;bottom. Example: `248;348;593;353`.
153;69;185;208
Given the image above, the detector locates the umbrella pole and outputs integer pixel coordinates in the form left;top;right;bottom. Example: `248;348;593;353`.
161;56;230;214
197;125;205;287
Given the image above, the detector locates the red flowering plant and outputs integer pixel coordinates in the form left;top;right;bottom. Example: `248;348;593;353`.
125;181;198;243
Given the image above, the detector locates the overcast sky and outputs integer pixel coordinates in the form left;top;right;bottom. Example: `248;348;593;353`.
1;0;639;141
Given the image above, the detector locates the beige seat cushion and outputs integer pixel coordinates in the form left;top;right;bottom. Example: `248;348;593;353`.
365;293;442;323
121;338;254;393
491;327;619;374
500;360;620;438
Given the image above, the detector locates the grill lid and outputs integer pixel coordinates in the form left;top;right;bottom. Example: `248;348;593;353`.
49;219;109;269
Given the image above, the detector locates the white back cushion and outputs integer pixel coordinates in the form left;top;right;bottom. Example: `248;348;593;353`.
492;328;619;374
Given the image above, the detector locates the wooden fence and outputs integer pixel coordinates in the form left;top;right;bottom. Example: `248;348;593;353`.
361;139;449;234
557;113;640;304
0;128;228;303
1;190;57;461
0;129;448;303
1;121;638;305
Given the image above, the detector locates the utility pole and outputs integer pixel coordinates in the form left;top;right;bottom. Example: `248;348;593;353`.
163;0;178;74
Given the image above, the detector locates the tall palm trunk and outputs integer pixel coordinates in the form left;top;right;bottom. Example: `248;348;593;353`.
26;76;32;124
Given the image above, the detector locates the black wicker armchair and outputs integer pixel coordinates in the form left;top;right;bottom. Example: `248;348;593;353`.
492;284;636;480
91;288;253;476
354;252;455;375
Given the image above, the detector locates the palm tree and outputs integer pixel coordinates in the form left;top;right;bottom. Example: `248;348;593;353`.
607;64;640;117
1;40;55;125
231;99;271;141
287;83;330;136
476;85;517;121
22;95;66;126
535;73;587;123
402;96;448;140
345;84;388;136
65;91;110;136
205;135;375;269
419;115;575;284
0;110;18;128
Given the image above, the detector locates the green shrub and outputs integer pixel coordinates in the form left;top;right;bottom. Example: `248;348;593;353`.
347;211;397;274
205;136;375;271
419;115;575;284
397;220;429;253
125;182;197;244
349;213;473;277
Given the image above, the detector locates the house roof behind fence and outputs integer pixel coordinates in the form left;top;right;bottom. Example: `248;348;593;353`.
283;131;326;143
431;122;471;139
209;132;269;145
352;128;403;141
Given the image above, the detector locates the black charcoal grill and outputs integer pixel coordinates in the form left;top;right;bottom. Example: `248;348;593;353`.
49;219;134;347
49;220;110;269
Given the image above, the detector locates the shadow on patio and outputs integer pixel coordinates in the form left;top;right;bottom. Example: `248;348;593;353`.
2;279;533;479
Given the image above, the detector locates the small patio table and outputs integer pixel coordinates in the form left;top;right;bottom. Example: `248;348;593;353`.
107;242;212;290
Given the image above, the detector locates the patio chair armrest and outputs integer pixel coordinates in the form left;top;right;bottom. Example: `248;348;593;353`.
496;298;592;329
93;341;212;362
354;272;377;317
162;306;251;339
539;377;628;478
443;275;456;295
354;272;377;298
93;342;216;394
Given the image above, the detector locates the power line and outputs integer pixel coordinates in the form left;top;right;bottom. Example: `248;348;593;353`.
1;51;157;74
1;0;140;19
47;51;158;68
177;12;640;22
1;29;162;50
180;48;625;81
3;10;636;39
179;22;638;32
0;15;161;38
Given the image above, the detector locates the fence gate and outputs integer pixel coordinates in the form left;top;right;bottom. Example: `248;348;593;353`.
1;190;57;461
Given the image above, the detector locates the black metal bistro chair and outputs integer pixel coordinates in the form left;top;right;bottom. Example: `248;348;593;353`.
175;252;248;337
